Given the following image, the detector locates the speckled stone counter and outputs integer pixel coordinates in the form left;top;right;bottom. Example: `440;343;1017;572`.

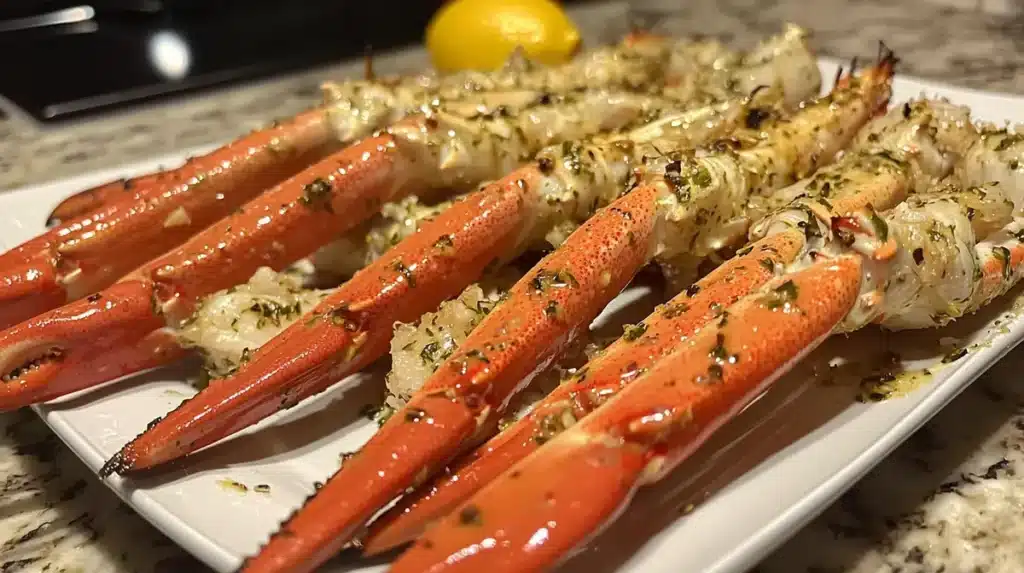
3;0;1024;571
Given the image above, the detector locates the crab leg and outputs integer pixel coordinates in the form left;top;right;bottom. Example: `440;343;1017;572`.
0;35;687;330
46;179;149;227
95;27;824;472
1;84;708;412
390;254;865;573
0;109;336;329
226;57;887;573
361;96;979;552
102;89;770;462
389;118;1024;573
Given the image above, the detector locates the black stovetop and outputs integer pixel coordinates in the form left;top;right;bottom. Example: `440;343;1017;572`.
0;0;445;123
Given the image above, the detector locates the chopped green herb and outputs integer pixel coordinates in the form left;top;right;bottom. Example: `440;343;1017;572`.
622;322;647;341
707;363;724;381
405;408;427;423
709;333;728;361
299;177;335;213
993;246;1012;279
458;504;483;526
869;210;889;242
433;234;455;251
530;269;579;292
761;280;799;310
392;260;417;287
661;302;690;318
941;347;968;363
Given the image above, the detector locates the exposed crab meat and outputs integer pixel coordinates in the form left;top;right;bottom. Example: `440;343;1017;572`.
386;270;519;412
176;268;332;380
312;195;454;278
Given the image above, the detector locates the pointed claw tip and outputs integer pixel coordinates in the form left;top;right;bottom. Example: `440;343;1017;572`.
877;40;899;69
362;518;416;557
98;450;128;478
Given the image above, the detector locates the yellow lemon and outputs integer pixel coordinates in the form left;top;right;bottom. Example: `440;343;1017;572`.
426;0;582;73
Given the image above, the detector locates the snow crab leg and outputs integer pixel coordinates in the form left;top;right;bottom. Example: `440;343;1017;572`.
0;109;335;329
97;29;824;478
0;86;685;411
227;56;891;573
0;32;685;330
0;27;819;411
386;112;1024;573
391;255;864;573
360;97;983;552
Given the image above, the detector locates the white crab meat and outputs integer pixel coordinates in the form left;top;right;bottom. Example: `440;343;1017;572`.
385;275;513;412
177;267;332;379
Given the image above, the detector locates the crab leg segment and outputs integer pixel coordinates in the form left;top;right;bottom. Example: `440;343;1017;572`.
362;229;806;553
389;255;864;573
46;179;146;227
0;282;182;409
102;171;533;474
0;109;336;328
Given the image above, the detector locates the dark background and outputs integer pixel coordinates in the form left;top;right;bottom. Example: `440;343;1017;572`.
1;1;601;123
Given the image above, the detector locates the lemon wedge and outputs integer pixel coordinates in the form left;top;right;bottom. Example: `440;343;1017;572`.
426;0;582;73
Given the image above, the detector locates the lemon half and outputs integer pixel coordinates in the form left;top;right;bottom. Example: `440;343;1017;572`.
426;0;582;73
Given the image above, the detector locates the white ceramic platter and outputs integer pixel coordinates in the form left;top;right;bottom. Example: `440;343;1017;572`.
9;59;1024;573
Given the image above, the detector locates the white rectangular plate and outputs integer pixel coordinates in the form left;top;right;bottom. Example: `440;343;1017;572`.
9;59;1024;573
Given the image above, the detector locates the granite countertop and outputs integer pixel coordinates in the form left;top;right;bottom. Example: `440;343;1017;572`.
3;0;1024;571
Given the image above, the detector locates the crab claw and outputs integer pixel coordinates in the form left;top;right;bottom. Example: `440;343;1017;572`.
362;229;807;554
0;109;335;329
100;168;539;476
389;255;863;573
46;179;137;227
0;280;182;410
